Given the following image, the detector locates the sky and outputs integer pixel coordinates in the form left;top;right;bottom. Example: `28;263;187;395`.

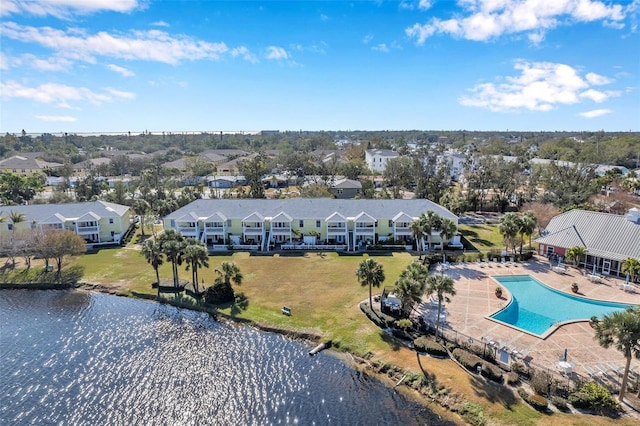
1;0;639;134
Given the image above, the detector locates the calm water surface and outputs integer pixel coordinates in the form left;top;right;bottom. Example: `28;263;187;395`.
0;290;453;425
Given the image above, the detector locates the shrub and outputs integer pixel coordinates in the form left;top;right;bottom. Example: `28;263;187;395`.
480;362;503;383
457;401;486;426
468;343;495;362
551;396;568;411
505;372;520;385
360;302;395;328
569;382;621;414
530;369;556;396
204;280;234;304
452;348;482;372
413;337;448;357
518;388;548;411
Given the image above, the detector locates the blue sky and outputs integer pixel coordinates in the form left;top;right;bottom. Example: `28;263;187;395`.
1;0;639;133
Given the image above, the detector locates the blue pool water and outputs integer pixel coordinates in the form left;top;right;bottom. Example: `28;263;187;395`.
491;275;635;336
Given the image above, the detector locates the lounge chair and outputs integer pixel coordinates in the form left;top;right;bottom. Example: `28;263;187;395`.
584;365;599;377
596;364;610;375
515;348;529;360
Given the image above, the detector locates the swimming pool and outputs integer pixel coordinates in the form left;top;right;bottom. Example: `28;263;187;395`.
490;275;635;337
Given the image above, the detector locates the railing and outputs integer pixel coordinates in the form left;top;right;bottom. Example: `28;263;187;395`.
231;244;260;250
76;226;99;233
281;244;347;251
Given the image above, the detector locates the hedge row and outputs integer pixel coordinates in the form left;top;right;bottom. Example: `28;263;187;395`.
517;388;548;411
413;337;448;357
452;348;482;371
480;362;503;383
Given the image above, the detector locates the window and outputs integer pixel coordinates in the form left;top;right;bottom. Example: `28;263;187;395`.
388;220;393;227
316;220;321;228
299;220;304;228
109;218;114;224
7;224;13;231
227;219;232;227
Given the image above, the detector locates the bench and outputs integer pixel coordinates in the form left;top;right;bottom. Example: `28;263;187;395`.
281;306;291;316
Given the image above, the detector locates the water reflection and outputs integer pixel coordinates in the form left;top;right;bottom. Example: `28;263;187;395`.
0;290;455;426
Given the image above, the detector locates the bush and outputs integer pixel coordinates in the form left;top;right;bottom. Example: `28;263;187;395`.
505;372;520;385
481;362;503;383
510;361;530;378
452;348;482;372
413;337;448;357
530;369;556;396
360;301;395;328
468;343;495;362
204;280;234;305
457;401;486;426
569;382;621;414
518;388;548;411
551;396;568;411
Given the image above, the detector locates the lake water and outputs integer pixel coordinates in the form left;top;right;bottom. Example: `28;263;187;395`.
0;290;454;425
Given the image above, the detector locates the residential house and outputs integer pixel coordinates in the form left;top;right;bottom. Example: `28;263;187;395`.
0;155;61;176
206;175;247;188
535;208;640;278
365;149;399;173
0;201;132;245
164;198;457;252
329;178;362;199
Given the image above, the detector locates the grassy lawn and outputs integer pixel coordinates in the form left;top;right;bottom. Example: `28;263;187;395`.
459;223;505;252
65;244;634;426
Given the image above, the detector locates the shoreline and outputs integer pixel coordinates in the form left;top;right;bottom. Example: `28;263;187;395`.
1;281;464;424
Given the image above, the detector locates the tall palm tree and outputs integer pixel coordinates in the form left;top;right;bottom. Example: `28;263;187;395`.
593;307;640;401
622;258;640;283
426;274;456;341
521;211;537;250
9;211;25;231
410;217;426;259
438;218;457;262
141;239;163;297
499;212;520;255
566;246;587;269
184;239;210;294
356;257;385;309
158;229;186;288
394;262;428;317
216;262;243;286
424;211;442;251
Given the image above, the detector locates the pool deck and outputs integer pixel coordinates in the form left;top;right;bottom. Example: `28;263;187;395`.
418;255;640;384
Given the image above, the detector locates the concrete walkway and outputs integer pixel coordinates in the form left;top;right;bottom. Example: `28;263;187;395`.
418;256;640;389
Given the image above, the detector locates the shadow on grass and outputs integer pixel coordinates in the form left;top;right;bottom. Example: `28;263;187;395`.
380;330;401;351
415;351;439;393
468;374;519;409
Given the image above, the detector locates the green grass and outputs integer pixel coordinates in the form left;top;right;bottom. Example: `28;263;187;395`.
459;224;505;252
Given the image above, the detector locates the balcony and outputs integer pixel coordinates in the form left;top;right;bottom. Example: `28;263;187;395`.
76;226;99;234
243;226;263;235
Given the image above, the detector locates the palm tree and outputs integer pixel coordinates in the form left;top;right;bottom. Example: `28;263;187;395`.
520;211;537;250
424;211;442;251
566;246;587;269
158;229;186;288
499;212;520;255
438;218;457;262
394;262;428;317
9;211;25;231
356;257;385;309
216;261;243;286
622;258;640;283
141;239;163;297
410;217;426;259
593;307;640;401
133;199;151;236
426;274;456;341
184;239;209;294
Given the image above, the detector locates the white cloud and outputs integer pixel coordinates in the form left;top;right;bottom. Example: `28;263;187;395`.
107;64;135;77
372;43;390;53
419;0;433;9
363;34;374;44
0;0;141;18
231;46;259;63
0;22;230;65
152;21;170;27
459;60;619;112
320;14;329;21
265;46;289;60
0;80;134;107
400;0;432;10
406;0;626;44
579;108;612;118
35;115;77;122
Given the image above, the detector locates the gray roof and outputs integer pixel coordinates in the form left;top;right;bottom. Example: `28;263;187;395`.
366;149;399;157
536;209;640;261
2;201;129;222
0;155;60;170
165;199;457;222
332;178;362;189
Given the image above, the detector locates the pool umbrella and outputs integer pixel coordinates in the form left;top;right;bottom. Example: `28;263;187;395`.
564;348;568;362
592;260;597;275
625;273;630;285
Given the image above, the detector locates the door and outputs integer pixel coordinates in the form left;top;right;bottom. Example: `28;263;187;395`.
602;259;611;275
